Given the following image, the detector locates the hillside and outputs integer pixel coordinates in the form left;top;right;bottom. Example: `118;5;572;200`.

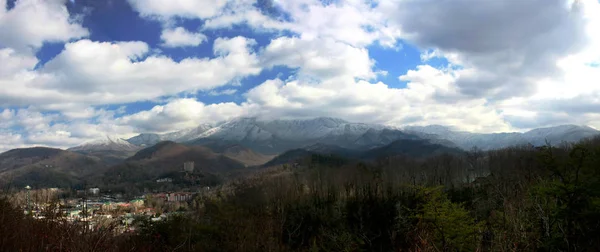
360;139;464;160
262;138;463;168
0;147;108;188
221;145;275;166
100;141;247;187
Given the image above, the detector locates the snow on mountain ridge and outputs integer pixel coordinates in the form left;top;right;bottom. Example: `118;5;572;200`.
126;123;214;146
68;117;600;155
70;135;140;152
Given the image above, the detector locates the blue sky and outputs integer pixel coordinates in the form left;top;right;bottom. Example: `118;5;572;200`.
54;0;421;99
0;0;599;151
47;0;424;111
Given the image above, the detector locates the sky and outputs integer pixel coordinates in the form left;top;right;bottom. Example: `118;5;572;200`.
1;0;600;151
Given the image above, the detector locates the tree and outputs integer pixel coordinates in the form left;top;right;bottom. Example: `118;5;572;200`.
417;186;483;251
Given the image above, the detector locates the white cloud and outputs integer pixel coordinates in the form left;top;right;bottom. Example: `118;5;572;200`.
0;0;88;53
127;0;227;19
118;98;247;133
160;27;207;47
0;37;262;109
127;0;402;48
273;0;401;47
388;0;594;100
208;89;237;96
262;36;375;80
243;66;512;133
0;132;26;152
203;6;290;31
0;106;138;152
0;48;37;77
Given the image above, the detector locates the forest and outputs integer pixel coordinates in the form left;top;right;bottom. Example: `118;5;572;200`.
1;136;600;251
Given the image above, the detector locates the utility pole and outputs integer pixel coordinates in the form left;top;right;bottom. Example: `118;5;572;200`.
25;185;31;215
83;181;88;232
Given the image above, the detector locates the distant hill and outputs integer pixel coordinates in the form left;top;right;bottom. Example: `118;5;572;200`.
0;147;108;188
262;149;315;168
360;139;464;160
221;145;275;166
405;124;600;150
262;138;463;168
101;141;247;186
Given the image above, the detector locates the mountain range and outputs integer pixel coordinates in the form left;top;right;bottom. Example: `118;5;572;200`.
71;117;600;155
1;117;598;189
404;124;600;150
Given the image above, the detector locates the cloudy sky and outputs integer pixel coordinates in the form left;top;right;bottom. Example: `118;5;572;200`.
1;0;599;151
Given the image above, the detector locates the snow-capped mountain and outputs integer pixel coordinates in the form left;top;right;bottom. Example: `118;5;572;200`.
404;124;600;150
68;136;143;163
126;123;214;146
195;117;383;142
179;117;396;154
70;136;140;152
68;118;600;158
522;125;600;146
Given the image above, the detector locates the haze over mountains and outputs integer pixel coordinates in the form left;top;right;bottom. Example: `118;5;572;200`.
405;124;600;150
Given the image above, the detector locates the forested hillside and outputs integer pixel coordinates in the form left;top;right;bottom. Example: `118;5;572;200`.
2;137;600;251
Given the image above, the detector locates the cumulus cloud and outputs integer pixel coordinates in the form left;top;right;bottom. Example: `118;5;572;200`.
128;0;402;48
390;0;593;100
261;36;375;80
0;132;26;152
0;48;37;77
0;106;138;152
244;66;512;133
127;0;227;19
0;37;262;108
0;0;88;53
272;0;401;47
118;98;248;133
160;27;207;47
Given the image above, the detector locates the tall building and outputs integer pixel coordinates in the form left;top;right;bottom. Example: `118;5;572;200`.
183;161;194;173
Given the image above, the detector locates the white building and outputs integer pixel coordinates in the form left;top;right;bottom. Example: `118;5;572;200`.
183;161;194;173
89;188;100;195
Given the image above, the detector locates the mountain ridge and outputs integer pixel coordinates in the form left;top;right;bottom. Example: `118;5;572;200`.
7;117;599;159
405;123;599;150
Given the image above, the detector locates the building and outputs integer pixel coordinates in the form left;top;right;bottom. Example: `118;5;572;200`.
130;199;144;209
166;192;194;202
89;188;100;195
156;178;173;183
183;161;194;173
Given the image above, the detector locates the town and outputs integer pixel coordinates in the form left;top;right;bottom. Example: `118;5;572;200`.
2;161;212;234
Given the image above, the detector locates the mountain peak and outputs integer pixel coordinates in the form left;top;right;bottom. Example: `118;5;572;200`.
79;135;129;146
524;124;593;134
403;124;455;133
70;135;139;152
